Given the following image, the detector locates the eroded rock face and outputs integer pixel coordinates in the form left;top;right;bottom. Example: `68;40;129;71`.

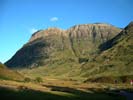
5;23;121;68
67;23;121;57
68;23;121;42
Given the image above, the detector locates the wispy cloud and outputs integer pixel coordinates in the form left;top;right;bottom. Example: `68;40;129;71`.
50;17;58;22
30;28;38;34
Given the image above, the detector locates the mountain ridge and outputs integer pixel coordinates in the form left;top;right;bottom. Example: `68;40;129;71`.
99;21;133;51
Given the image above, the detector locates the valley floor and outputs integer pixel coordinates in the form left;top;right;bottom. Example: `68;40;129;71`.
0;78;133;100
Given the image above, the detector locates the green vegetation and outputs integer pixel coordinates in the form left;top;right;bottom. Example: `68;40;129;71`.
24;77;31;82
84;75;133;83
34;77;43;83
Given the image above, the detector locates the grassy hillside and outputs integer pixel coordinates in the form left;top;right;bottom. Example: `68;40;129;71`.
0;63;24;81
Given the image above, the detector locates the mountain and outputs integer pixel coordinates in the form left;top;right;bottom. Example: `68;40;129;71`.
5;23;121;69
0;62;24;81
81;22;133;82
4;22;133;82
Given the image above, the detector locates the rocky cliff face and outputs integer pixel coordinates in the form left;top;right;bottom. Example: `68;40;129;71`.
5;23;121;68
68;23;119;41
67;23;121;58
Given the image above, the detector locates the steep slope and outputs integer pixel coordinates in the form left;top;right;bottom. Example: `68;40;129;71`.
0;62;24;81
5;23;121;70
81;22;133;81
99;22;133;51
5;28;74;68
67;23;121;60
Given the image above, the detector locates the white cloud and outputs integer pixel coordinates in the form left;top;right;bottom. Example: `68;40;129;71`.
50;17;58;22
30;28;38;34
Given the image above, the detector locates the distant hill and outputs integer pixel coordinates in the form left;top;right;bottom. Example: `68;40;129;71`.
0;62;24;81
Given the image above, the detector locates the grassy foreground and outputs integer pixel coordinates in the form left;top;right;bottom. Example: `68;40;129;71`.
0;79;127;100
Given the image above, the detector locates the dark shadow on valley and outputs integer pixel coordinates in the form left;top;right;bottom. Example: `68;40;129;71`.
0;85;126;100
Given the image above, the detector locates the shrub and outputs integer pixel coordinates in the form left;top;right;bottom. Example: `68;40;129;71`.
24;77;31;82
78;58;88;63
18;85;28;90
34;77;43;83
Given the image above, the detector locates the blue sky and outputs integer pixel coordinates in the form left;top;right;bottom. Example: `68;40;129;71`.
0;0;133;63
